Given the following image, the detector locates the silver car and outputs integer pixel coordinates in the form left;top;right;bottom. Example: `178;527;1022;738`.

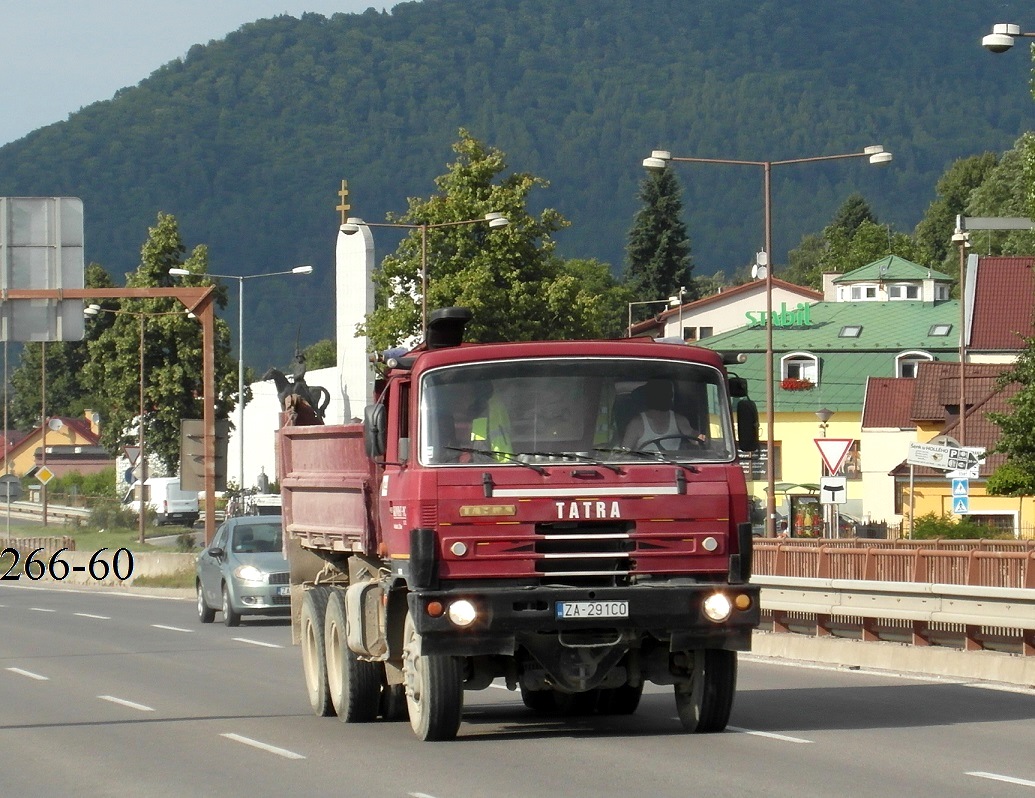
196;515;291;627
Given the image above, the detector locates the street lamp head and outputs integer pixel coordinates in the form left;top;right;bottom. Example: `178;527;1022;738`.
642;157;668;172
486;215;509;229
292;265;314;275
951;229;971;246
340;222;361;235
169;268;190;276
983;24;1021;52
815;407;835;425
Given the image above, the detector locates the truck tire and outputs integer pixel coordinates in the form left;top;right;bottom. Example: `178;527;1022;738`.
300;586;334;717
674;649;737;733
324;589;381;722
403;612;463;741
221;584;241;628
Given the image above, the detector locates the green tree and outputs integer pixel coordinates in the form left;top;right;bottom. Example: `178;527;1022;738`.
819;219;923;275
362;130;611;350
82;213;237;472
828;193;876;236
302;339;336;369
913;152;998;268
781;233;827;289
9;263;116;429
987;334;1035;498
625;169;693;316
965;135;1035;257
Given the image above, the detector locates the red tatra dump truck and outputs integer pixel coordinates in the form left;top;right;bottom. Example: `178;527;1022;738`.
278;308;761;741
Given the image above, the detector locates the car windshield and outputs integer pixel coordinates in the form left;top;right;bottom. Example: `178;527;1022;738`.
419;357;734;466
230;523;283;554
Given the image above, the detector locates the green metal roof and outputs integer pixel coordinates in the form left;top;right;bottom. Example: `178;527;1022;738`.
831;255;953;284
699;299;960;412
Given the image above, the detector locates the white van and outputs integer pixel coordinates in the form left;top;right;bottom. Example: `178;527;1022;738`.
122;476;200;526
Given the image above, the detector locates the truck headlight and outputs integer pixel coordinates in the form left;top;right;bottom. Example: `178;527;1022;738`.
702;592;732;623
447;599;478;627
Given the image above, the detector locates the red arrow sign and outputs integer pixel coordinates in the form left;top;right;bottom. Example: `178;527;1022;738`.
815;438;854;474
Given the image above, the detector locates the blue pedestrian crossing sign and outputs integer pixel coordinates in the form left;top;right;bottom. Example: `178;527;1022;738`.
953;496;970;515
951;478;969;497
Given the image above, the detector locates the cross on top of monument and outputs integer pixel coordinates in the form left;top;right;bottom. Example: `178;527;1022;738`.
337;179;351;225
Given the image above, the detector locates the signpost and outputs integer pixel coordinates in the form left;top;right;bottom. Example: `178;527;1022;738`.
907;442;984;472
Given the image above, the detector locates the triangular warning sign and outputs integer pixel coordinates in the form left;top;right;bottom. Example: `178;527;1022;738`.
814;438;854;474
124;446;141;466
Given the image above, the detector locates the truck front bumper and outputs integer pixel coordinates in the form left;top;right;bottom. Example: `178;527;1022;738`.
407;582;760;657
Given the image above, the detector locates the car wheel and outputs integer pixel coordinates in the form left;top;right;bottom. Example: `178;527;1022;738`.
221;583;241;627
197;581;215;623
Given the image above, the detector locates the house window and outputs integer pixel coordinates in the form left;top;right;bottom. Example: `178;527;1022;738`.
739;442;781;482
697;326;712;340
888;284;920;300
839;325;863;338
929;323;952;337
781;352;819;384
850;284;878;300
896;350;933;378
968;513;1017;537
935;284;950;301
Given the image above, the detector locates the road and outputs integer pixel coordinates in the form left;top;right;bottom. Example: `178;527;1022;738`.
3;583;1035;798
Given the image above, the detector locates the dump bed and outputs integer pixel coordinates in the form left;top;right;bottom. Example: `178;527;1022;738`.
278;423;379;555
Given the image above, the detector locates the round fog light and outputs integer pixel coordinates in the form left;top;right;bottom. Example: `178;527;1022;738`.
446;599;478;627
702;593;732;623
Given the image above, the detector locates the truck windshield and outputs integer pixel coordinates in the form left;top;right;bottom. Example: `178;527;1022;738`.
419;357;734;466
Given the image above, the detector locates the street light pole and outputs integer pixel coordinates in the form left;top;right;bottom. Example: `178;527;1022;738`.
170;266;313;497
341;213;509;334
644;145;892;536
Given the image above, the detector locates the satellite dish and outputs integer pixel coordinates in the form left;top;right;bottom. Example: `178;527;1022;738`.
47;418;64;431
91;412;101;424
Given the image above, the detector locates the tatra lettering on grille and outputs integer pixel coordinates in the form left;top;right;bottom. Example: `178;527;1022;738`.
534;520;635;582
555;500;622;520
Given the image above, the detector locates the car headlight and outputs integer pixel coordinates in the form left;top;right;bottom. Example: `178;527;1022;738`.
233;565;266;584
702;592;732;623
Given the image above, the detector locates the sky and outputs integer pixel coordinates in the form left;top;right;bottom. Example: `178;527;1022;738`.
0;1;407;147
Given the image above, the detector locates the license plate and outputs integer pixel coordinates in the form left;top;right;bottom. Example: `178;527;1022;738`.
556;601;628;619
277;586;291;597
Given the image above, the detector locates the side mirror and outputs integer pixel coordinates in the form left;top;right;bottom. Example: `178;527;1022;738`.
364;403;387;458
728;376;749;398
208;546;225;559
735;398;759;453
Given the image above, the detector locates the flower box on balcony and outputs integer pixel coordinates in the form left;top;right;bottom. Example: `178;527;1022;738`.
781;377;815;391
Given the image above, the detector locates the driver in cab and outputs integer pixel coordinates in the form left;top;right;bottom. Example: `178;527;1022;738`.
622;378;706;452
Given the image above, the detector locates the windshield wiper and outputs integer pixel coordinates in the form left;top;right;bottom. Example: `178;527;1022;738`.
593;447;698;473
523;450;623;474
445;446;546;473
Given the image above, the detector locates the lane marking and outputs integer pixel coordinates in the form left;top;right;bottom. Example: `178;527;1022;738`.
221;733;305;760
727;726;813;744
232;637;283;649
409;793;440;798
29;607;56;613
967;772;1035;788
152;624;193;633
75;612;110;620
98;695;155;712
6;667;48;681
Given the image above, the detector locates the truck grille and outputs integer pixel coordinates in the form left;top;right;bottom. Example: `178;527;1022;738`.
533;521;634;583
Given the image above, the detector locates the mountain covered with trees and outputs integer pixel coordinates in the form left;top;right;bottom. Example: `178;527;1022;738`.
0;0;1030;368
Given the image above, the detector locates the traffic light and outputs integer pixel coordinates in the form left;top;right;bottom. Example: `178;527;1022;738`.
179;418;229;491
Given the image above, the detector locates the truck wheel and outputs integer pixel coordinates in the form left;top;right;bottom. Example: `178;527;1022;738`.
300;586;334;717
403;612;463;741
197;582;215;623
519;685;557;713
221;584;241;628
674;649;737;733
597;682;643;715
324;589;381;722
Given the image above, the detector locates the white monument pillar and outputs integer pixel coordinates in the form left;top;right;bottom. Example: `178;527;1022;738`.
335;217;377;423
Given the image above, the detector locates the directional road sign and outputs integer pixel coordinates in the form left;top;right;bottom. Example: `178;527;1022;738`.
907;442;984;472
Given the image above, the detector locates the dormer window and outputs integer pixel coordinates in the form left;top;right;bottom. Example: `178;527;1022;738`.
781;352;819;385
897;350;934;378
888;283;920;300
850;284;878;300
935;284;950;301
